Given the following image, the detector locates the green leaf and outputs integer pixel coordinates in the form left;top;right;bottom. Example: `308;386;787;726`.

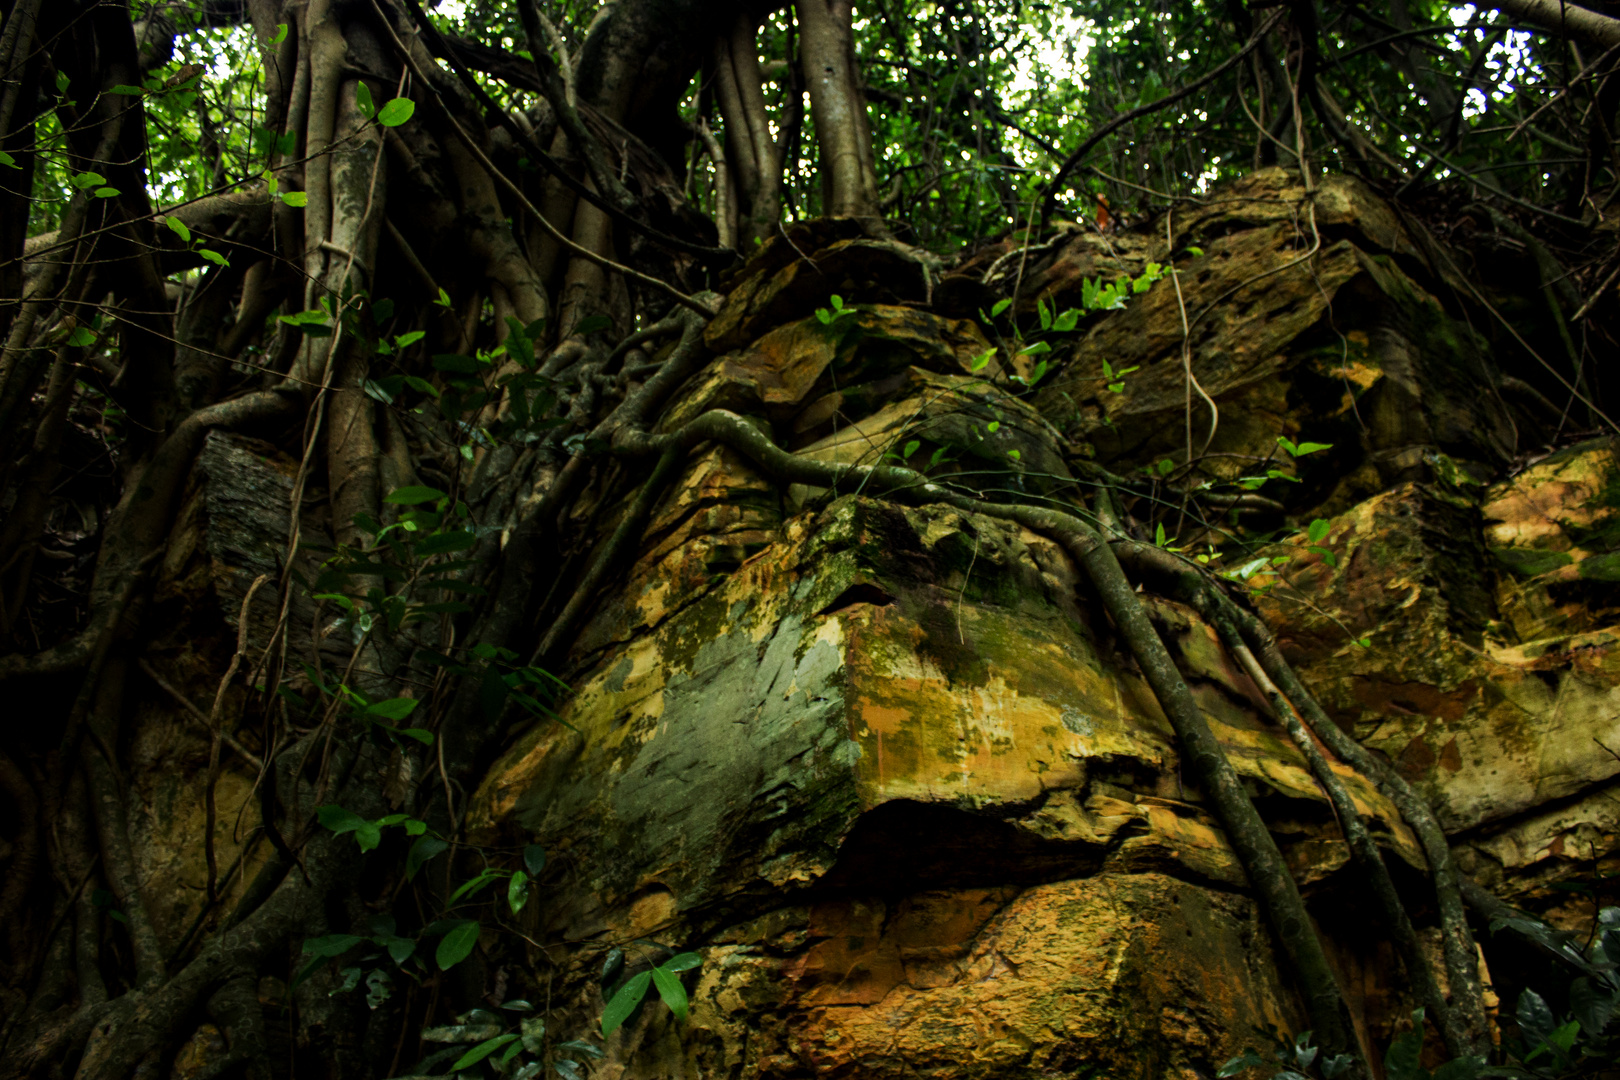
108;85;145;96
375;934;414;966
651;964;689;1021
902;440;919;460
198;249;229;267
1383;1010;1428;1080
1218;1051;1264;1078
436;920;480;970
601;971;652;1037
1321;1054;1356;1079
1156;458;1174;476
377;98;416;126
523;845;546;875
830;294;844;310
269;22;287;44
355;81;375;119
394;330;425;349
67;327;97;348
71;171;105;189
1294;441;1332;456
281;191;307;207
1431;1057;1485;1080
1307;519;1330;544
0;150;17;168
663;952;702;972
1155;523;1168;547
397;728;434;744
318;805;367;835
1053;308;1080;332
451;1033;518;1072
448;870;503;906
93;187;120;198
556;1039;604;1059
970;347;995;372
302;934;364;958
508;870;530;914
990;298;1011;318
383;485;446;505
435;287;452;307
365;697;419;721
413;530;477;556
406;834;448;880
1546;1019;1580;1054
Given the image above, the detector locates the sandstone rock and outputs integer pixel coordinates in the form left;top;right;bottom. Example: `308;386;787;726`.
668;304;997;434
1032;173;1517;511
1249;448;1620;916
706;231;933;353
473;487;1421;1074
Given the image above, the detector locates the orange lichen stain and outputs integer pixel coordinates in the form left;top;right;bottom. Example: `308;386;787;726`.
766;874;1300;1078
857;700;910;737
1353;679;1478;722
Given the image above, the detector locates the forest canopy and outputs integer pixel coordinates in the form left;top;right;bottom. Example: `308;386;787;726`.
3;0;1620;1078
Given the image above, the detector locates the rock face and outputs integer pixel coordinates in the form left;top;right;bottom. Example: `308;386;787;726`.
1253;439;1620;929
456;172;1609;1079
1030;170;1520;512
152;172;1617;1077
470;485;1417;1077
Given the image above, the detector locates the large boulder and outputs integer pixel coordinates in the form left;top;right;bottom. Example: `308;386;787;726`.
1250;439;1620;925
1032;170;1521;514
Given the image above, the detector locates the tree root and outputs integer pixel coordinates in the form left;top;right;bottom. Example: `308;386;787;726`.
1114;539;1489;1059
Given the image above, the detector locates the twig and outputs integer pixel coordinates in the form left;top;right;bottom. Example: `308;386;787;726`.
136;659;265;770
205;574;269;902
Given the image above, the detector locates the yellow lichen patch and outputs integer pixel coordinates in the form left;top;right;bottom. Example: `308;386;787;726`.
126;705;268;944
1483;438;1618;550
836;600;1157;807
466;630;670;835
1253;471;1620;844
